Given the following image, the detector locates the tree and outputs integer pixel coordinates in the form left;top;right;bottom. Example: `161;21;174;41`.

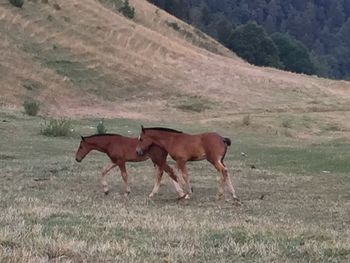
227;22;282;68
149;0;350;79
327;0;345;30
200;4;210;26
334;18;350;78
216;17;234;45
271;32;316;75
264;0;283;33
337;17;350;48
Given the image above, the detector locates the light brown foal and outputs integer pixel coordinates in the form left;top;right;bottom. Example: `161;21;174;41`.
136;127;239;201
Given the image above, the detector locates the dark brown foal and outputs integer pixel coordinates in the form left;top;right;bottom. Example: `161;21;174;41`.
75;134;184;197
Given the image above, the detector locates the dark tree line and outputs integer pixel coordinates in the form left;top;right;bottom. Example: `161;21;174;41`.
147;0;350;80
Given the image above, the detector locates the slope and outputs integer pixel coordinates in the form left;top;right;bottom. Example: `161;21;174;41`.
0;0;349;125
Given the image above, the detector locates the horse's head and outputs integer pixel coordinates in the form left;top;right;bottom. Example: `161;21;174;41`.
136;125;153;156
75;136;91;162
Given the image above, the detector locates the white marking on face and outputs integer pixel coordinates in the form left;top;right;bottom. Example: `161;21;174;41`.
138;135;141;141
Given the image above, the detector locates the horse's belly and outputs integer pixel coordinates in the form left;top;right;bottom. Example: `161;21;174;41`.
189;153;206;161
125;155;148;162
134;156;149;162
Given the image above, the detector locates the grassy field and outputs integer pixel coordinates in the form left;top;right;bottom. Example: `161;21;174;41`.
2;1;350;262
0;111;349;262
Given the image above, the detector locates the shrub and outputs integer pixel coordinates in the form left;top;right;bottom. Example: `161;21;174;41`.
40;119;73;137
281;118;292;129
96;119;107;134
9;0;24;8
242;115;251;126
166;21;180;31
23;99;39;116
119;0;135;19
323;123;342;132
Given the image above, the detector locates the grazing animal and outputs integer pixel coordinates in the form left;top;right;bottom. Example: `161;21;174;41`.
136;126;239;201
75;134;184;198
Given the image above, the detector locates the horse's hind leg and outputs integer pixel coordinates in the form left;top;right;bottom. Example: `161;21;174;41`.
118;162;130;196
101;162;117;195
149;165;163;197
212;160;239;201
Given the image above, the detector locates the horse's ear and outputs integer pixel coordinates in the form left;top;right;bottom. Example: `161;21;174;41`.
81;136;85;141
141;125;145;133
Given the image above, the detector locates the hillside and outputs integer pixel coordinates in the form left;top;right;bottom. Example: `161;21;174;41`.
148;0;350;79
1;0;350;127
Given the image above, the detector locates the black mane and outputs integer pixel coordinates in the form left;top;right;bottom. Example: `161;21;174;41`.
83;133;122;139
144;127;183;133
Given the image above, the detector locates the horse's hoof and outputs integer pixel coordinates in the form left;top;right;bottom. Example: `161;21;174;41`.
177;195;186;201
233;197;242;206
191;186;194;193
216;193;224;201
124;191;130;197
104;190;109;196
149;193;154;198
184;194;190;200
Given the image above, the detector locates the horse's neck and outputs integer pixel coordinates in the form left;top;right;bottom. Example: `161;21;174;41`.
86;137;111;155
150;132;175;151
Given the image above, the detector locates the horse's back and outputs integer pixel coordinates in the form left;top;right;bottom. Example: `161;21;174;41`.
109;136;146;162
201;132;224;143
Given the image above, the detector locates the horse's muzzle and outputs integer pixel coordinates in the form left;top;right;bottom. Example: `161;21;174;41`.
136;147;144;156
75;157;82;163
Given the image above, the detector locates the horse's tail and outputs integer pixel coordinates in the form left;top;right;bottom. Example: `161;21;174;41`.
222;137;231;146
221;137;231;164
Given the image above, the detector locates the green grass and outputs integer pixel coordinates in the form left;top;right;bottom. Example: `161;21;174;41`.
20;40;157;100
0;111;349;262
174;96;215;113
40;118;73;137
22;42;118;101
231;132;350;174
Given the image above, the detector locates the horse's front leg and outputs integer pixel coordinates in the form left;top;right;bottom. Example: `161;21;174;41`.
162;163;185;198
118;162;130;196
101;162;117;195
149;165;163;197
176;161;192;199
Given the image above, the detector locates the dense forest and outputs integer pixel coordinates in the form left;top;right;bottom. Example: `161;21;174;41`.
148;0;350;80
